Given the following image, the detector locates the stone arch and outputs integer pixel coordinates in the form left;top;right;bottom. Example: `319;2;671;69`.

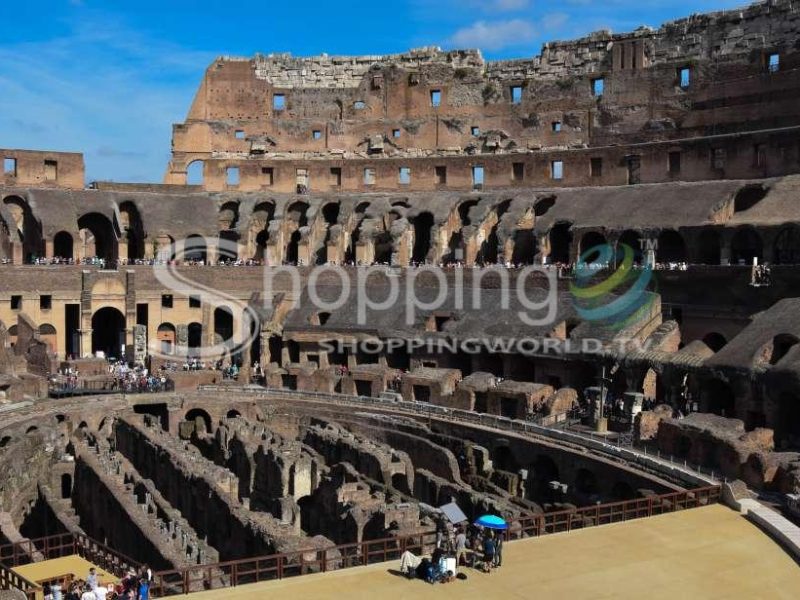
530;454;560;499
61;473;72;499
186;160;204;185
250;201;275;262
91;307;126;359
733;184;768;213
578;230;607;261
492;444;519;472
118;201;145;260
226;409;242;419
185;408;212;434
457;199;479;226
157;322;177;355
702;332;727;352
316;202;341;264
610;481;636;501
287;201;310;227
511;228;536;264
574;468;598;500
617;230;643;263
188;322;203;353
410;212;434;264
533;195;556;217
773;225;800;265
776;392;800;449
53;231;74;260
704;379;735;417
730;227;763;265
77;212;118;263
3;195;42;261
656;229;686;263
38;324;57;353
548;222;572;264
769;333;799;365
214;306;234;348
184;234;207;263
695;228;721;265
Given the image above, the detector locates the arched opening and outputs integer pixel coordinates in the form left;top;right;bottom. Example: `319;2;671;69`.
26;426;39;435
316;203;340;264
610;481;636;501
578;231;607;262
492;445;519;472
119;202;145;261
617;230;643;263
656;230;686;263
511;229;536;265
702;332;727;352
60;473;72;499
226;409;242;419
373;232;393;264
773;225;800;265
574;468;598;501
77;212;118;264
53;231;74;260
777;392;800;449
0;436;11;448
548;223;572;264
733;184;768;213
769;334;799;365
184;408;212;435
3;195;42;262
705;379;735;417
285;230;302;264
695;229;721;265
157;322;177;355
250;202;275;263
287;201;310;227
186;160;204;185
458;200;479;226
184;234;207;263
534;196;556;217
530;455;560;500
411;212;434;264
214;306;234;348
730;227;763;265
7;325;17;347
38;324;57;353
0;214;10;261
218;230;239;262
188;322;203;354
91;307;126;359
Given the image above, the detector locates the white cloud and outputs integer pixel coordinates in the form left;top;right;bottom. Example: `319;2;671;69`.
541;12;569;30
449;19;537;51
492;0;531;10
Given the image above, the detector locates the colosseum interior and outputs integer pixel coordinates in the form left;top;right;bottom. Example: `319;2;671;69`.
2;1;800;597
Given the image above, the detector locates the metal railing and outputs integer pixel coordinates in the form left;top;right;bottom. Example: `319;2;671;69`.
0;532;141;599
149;484;720;596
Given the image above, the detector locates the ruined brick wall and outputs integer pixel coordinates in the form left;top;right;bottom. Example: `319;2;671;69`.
1;149;84;189
166;1;800;191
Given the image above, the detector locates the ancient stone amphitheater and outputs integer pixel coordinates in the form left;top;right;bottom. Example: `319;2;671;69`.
2;1;800;597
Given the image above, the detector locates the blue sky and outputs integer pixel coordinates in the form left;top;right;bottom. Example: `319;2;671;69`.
0;0;739;183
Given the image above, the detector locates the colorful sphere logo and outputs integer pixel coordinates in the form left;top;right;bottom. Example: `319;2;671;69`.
569;243;655;331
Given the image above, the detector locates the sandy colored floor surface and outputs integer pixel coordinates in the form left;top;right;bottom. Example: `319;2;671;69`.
184;505;800;600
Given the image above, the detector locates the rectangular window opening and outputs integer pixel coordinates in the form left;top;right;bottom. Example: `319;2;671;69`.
669;151;682;174
768;53;780;73
472;166;484;188
235;130;245;140
330;167;342;186
590;157;603;177
679;67;691;89
399;167;411;185
40;295;52;310
435;166;447;185
364;168;376;186
592;78;605;97
552;121;562;133
262;167;274;186
392;129;401;138
226;166;240;186
273;94;286;111
11;295;21;311
189;295;201;309
430;89;441;107
471;126;480;137
312;130;322;140
551;160;564;180
44;160;57;181
512;162;524;182
3;158;16;176
511;85;523;104
161;294;173;309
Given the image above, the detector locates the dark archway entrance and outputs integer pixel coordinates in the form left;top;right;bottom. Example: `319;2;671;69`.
53;231;74;260
77;212;118;264
548;223;572;264
656;230;686;263
696;229;721;265
730;227;763;265
91;307;126;359
411;212;434;264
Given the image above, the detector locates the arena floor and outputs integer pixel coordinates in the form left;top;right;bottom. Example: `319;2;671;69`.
186;504;800;600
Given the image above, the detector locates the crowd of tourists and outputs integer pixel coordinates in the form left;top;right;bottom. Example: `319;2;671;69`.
399;518;504;584
43;565;152;600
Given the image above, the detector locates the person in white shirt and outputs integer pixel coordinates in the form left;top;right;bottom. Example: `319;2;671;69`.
94;584;108;600
80;585;95;600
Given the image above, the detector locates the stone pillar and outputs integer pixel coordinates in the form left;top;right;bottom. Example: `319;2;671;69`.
44;239;54;259
79;328;93;358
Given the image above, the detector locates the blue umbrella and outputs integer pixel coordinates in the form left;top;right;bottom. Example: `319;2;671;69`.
474;514;508;530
